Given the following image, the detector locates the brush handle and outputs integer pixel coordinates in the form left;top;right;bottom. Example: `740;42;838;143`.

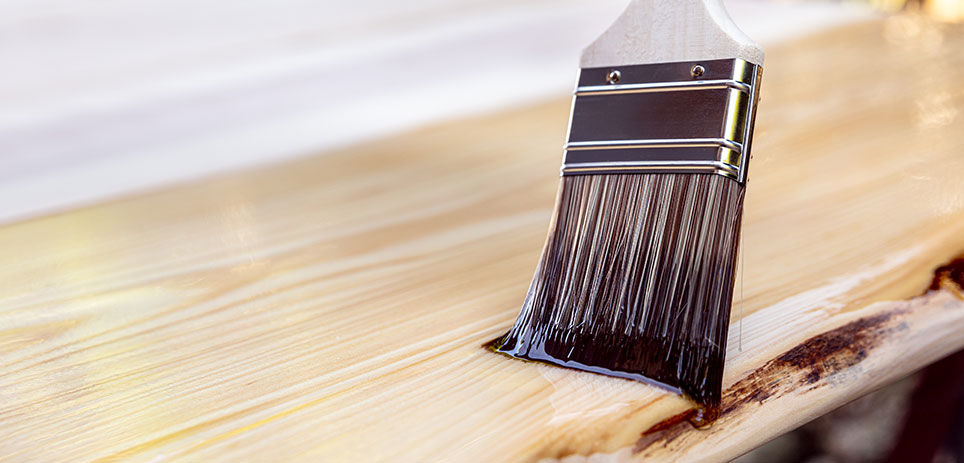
580;0;763;68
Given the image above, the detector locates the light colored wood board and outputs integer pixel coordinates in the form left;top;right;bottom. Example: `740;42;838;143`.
1;16;963;462
581;0;764;67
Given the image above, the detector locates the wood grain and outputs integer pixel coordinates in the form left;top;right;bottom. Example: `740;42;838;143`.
1;16;963;462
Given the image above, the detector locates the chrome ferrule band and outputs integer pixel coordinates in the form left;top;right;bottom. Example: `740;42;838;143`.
562;59;762;184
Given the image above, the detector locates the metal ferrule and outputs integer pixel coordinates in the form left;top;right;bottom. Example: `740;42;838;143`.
562;59;762;184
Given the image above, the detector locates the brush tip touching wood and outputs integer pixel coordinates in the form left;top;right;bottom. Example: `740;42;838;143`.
493;0;763;422
493;173;745;422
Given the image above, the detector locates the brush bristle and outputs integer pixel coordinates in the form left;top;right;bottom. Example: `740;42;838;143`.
495;173;744;419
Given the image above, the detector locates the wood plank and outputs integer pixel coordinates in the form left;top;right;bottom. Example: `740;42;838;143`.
1;16;963;462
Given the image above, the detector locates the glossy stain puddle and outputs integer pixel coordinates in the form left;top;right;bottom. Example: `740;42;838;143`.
490;174;745;427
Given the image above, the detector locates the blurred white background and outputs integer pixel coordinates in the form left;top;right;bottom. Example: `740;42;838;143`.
0;0;874;224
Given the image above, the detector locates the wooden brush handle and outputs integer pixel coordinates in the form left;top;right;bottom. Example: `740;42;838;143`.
580;0;763;68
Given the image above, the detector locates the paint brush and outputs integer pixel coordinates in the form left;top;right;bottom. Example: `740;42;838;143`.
492;0;764;425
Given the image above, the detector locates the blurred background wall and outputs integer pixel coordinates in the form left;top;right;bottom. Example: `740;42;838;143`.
0;0;880;225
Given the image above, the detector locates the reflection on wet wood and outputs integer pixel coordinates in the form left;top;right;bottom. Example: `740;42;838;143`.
1;16;963;462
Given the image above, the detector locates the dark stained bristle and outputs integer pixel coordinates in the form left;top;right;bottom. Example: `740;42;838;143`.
494;173;745;421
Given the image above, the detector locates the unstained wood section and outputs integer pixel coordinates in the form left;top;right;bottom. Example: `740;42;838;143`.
1;17;963;462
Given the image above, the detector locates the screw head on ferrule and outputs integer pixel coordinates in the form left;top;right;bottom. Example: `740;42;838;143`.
691;64;705;78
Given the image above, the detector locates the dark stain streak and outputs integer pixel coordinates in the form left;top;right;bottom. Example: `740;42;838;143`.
633;252;964;455
636;308;910;454
929;256;964;295
634;409;697;454
772;313;892;381
804;369;821;385
722;309;908;415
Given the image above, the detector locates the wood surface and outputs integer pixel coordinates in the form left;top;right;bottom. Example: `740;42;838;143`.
2;16;964;462
580;0;764;67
